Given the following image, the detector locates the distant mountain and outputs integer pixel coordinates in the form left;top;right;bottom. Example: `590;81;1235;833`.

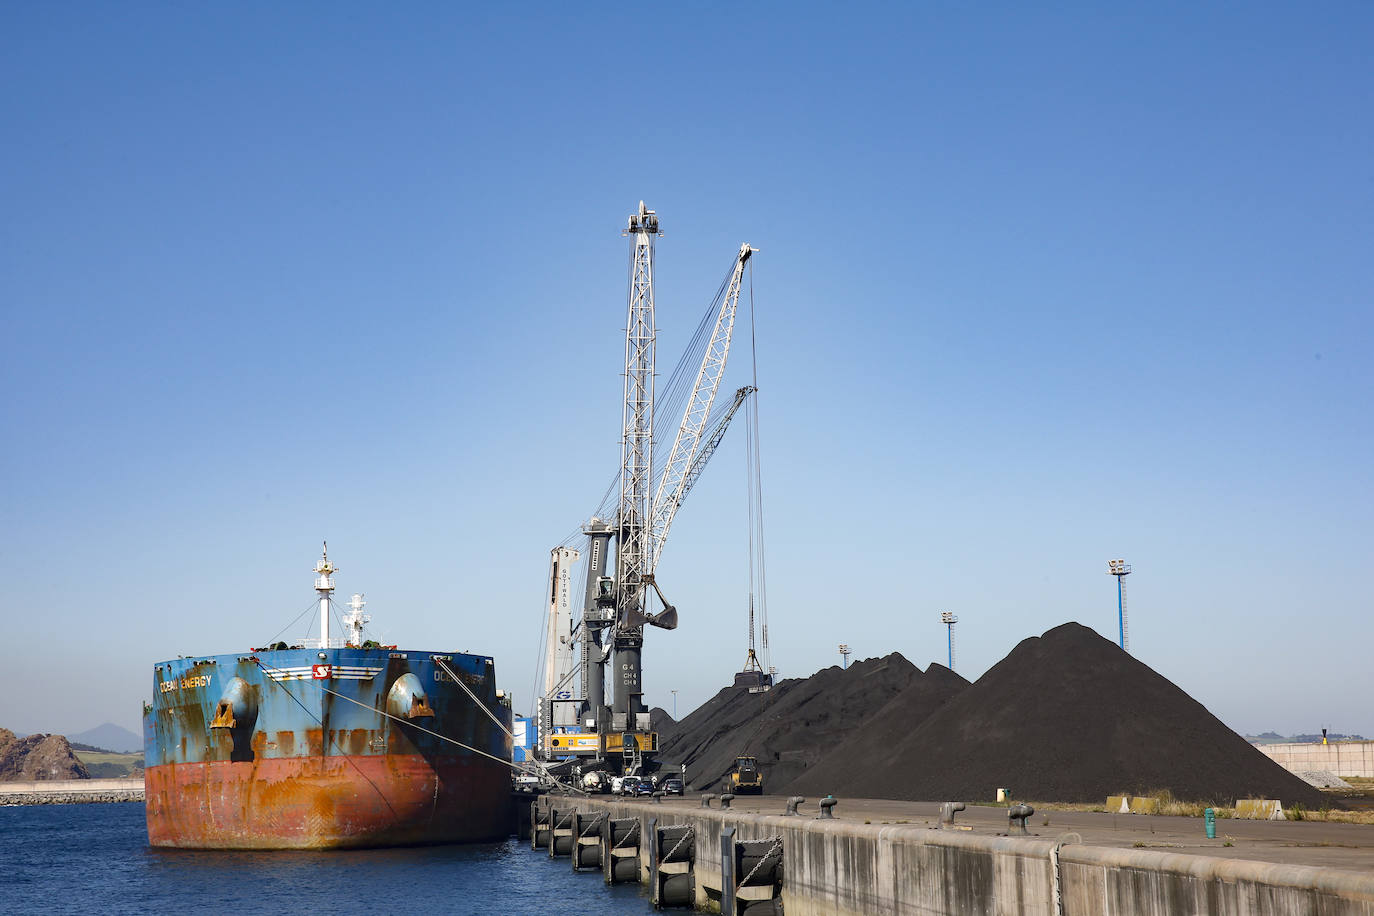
1247;732;1367;744
69;723;142;754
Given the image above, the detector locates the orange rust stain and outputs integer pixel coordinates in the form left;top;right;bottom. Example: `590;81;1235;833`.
275;731;295;756
305;728;324;756
346;728;371;755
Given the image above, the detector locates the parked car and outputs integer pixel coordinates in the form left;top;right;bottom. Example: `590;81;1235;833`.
610;775;627;795
632;777;654;796
661;777;684;796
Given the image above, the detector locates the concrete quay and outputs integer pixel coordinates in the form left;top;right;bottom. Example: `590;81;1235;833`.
538;794;1374;915
0;777;144;805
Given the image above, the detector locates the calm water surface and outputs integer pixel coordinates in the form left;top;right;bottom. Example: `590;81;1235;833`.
1;802;657;915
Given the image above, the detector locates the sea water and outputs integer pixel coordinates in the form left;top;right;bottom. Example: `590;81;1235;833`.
0;803;657;915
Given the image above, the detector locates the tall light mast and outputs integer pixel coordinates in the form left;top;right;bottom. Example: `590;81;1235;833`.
1108;558;1132;650
941;611;958;671
613;201;660;730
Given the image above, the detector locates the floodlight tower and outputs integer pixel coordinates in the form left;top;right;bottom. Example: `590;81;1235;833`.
838;644;851;669
1108;559;1133;650
940;612;958;671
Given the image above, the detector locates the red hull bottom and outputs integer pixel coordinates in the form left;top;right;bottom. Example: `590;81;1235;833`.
145;755;511;849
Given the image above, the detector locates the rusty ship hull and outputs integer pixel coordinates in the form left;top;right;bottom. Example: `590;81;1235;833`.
143;648;513;849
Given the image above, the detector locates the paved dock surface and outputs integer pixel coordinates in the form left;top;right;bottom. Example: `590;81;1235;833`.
618;794;1374;875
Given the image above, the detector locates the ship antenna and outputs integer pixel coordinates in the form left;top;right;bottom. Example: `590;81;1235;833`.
314;541;337;648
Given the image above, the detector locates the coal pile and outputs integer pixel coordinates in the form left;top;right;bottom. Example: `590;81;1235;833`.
783;663;968;796
660;653;922;792
797;622;1329;807
648;706;676;739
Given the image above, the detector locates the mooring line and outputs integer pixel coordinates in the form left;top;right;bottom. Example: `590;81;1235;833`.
248;657;398;815
434;657;516;740
252;656;585;794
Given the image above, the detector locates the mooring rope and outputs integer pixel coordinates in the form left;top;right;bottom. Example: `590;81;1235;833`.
434;656;516;740
251;656;587;794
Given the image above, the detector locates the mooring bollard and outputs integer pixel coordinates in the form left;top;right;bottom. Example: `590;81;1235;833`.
720;793;735;809
1205;807;1216;839
940;801;966;827
652;790;665;804
701;793;715;808
818;796;838;819
785;796;805;816
1008;803;1034;835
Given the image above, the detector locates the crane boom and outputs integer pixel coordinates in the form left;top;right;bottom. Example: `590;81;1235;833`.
648;243;753;569
672;385;756;527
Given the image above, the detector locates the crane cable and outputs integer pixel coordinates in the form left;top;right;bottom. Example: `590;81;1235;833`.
745;257;770;670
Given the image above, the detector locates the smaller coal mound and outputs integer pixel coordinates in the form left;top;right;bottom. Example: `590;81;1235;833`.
648;707;676;741
783;663;969;797
815;623;1329;807
661;653;919;792
0;728;91;781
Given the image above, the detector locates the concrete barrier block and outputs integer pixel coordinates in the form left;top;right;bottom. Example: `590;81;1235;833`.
1106;795;1161;814
1235;799;1285;820
1129;796;1160;814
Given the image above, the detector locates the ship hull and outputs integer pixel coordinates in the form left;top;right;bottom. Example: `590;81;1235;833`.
145;753;509;849
144;647;513;849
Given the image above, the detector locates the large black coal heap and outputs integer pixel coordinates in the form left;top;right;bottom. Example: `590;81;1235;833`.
789;622;1328;807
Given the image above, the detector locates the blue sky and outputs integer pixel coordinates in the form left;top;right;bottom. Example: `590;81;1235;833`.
1;3;1369;740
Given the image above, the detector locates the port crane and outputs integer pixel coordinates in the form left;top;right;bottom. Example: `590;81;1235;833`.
536;204;758;777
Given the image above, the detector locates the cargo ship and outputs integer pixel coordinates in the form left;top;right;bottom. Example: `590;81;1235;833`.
143;546;513;849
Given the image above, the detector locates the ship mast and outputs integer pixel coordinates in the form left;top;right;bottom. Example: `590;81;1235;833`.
343;593;369;647
314;542;336;648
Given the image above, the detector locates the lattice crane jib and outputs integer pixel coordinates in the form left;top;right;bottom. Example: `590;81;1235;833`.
648;243;754;570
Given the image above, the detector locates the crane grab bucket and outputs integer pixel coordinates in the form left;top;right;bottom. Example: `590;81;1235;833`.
645;606;678;630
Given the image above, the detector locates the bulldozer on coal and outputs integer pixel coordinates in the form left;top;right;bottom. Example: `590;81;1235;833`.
727;755;763;795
